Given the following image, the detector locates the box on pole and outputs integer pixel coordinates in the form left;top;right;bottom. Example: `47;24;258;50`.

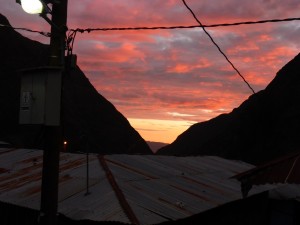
19;67;62;126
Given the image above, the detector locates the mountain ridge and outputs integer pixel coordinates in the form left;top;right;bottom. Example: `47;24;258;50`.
157;53;300;164
0;14;152;154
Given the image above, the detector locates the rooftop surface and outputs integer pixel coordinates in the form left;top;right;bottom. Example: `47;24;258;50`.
0;148;267;224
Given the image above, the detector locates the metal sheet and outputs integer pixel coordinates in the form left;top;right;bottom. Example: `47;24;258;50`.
235;152;300;185
0;148;273;225
104;155;254;224
268;184;300;200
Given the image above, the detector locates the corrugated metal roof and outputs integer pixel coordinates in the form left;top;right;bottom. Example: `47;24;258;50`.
0;148;269;224
233;151;300;197
0;141;12;149
234;151;300;185
268;184;300;200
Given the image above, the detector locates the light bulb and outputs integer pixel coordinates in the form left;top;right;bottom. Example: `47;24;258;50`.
20;0;43;14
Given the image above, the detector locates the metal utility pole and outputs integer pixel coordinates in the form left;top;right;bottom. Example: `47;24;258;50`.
39;1;68;225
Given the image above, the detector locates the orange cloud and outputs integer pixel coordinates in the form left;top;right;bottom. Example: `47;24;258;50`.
167;58;211;73
169;64;191;73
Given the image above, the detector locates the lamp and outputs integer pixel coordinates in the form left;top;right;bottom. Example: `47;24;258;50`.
17;0;60;29
19;0;43;14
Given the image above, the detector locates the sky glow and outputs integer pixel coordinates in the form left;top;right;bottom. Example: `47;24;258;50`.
1;0;300;143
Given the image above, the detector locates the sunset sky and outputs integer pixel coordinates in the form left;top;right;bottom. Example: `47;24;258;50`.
1;0;300;143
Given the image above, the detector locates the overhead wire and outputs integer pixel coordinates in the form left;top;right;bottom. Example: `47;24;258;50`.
1;17;300;35
0;23;51;37
66;29;77;56
1;14;299;93
182;0;255;94
70;17;300;33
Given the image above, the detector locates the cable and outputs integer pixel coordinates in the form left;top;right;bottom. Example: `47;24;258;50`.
0;23;51;37
66;29;77;56
182;0;255;94
70;17;300;33
284;154;300;183
1;15;298;93
1;16;300;36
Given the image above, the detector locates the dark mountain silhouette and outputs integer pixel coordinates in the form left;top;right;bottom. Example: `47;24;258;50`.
0;14;152;154
158;53;300;164
146;141;168;153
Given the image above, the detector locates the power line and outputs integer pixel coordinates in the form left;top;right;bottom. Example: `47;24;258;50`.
1;15;298;93
71;17;300;33
182;0;255;94
0;23;51;37
1;17;299;36
66;29;77;56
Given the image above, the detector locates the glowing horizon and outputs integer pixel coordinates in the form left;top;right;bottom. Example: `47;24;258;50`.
128;118;197;144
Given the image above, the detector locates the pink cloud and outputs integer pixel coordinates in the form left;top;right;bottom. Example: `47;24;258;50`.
2;0;300;142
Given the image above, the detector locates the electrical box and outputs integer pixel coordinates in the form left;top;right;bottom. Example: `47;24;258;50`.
19;67;62;126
